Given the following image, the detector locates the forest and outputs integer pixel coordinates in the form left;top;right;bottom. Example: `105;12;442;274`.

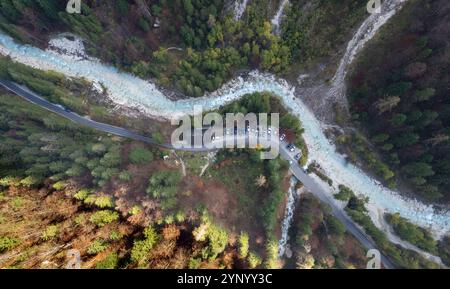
0;88;261;268
291;193;368;269
335;186;444;268
348;0;450;202
281;0;368;66
0;0;372;97
0;80;364;268
1;0;449;270
0;0;291;97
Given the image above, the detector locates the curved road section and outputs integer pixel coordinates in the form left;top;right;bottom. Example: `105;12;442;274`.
0;79;395;269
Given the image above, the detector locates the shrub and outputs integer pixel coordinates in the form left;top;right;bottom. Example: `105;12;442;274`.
74;214;86;225
129;206;142;216
238;232;249;258
188;257;202;269
264;239;281;269
109;230;124;241
138;18;150;32
0;236;19;252
386;213;438;254
52;181;66;190
152;131;164;144
41;225;59;241
118;170;132;181
326;215;346;237
131;226;159;265
205;224;228;260
164;215;174;224
146;170;182;209
94;196;115;208
96;253;119;269
84;194;97;205
296;252;315;269
175;211;186;223
74;189;91;201
89;210;119;227
129;148;154;165
87;240;109;255
10;197;24;208
20;176;39;187
334;185;355;201
0;177;21;187
247;252;262;269
347;195;368;213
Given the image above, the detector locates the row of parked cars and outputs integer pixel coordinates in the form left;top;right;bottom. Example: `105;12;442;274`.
286;143;302;160
209;127;304;166
219;126;280;137
244;125;277;136
213;128;301;161
212;127;277;141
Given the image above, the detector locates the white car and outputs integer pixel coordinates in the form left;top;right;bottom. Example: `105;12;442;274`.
280;134;286;141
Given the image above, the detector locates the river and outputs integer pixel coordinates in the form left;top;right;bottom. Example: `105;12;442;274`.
0;0;448;237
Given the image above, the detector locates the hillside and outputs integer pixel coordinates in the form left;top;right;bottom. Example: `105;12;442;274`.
348;0;450;202
0;0;449;271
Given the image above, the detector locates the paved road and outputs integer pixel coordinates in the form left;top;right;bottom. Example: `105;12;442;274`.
0;79;395;268
280;148;395;269
0;80;211;152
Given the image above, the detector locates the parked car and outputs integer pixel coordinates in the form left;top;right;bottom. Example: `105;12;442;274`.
294;153;301;160
280;134;286;141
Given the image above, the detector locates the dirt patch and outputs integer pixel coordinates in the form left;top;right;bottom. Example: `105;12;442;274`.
177;174;266;251
177;176;237;226
341;235;367;268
